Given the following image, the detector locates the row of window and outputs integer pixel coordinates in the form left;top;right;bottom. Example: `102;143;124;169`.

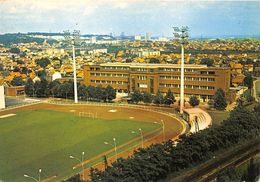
159;84;215;90
91;80;127;84
160;76;215;82
137;76;147;80
90;73;129;77
159;68;196;72
103;66;129;70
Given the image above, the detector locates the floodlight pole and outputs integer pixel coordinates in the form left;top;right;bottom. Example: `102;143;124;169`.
173;26;189;114
180;44;185;114
72;42;78;103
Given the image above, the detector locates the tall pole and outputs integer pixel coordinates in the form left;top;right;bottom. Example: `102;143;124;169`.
161;120;165;142
72;44;78;103
173;26;189;115
180;44;185;114
38;168;41;182
69;152;85;181
81;152;85;181
113;138;118;162
139;128;144;148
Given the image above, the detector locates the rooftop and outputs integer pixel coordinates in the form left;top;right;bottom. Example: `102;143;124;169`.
90;63;208;69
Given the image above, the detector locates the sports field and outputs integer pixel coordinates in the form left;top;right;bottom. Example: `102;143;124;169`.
0;103;184;182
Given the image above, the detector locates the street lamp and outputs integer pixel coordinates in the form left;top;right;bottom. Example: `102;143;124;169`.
154;119;165;142
69;151;85;180
104;138;118;162
173;26;189;114
131;128;144;148
24;168;42;182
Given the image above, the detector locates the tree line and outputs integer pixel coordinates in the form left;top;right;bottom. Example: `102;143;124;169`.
130;89;175;106
130;88;227;110
65;103;259;182
25;78;116;102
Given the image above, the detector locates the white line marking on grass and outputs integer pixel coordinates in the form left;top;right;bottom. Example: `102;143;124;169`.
0;114;16;118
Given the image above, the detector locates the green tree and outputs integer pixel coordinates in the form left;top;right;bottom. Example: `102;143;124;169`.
78;85;87;100
87;86;96;100
213;89;227;110
58;82;71;99
254;104;260;119
217;166;241;182
49;80;61;97
149;58;160;64
189;96;200;107
0;63;4;71
105;85;116;102
10;76;24;86
10;47;20;54
164;89;175;105
143;92;152;104
25;78;34;96
153;90;164;105
200;58;214;67
35;58;51;69
35;78;49;97
131;90;143;104
188;59;195;64
244;72;253;89
95;85;104;101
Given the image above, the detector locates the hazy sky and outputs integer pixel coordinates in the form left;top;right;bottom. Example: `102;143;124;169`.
0;0;259;37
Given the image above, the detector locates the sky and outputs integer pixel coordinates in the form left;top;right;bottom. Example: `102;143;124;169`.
0;0;259;37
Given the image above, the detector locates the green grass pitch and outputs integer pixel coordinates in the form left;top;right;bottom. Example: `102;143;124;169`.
0;110;159;182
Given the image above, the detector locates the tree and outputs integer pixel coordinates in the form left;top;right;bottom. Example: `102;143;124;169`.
87;86;96;100
153;90;164;105
35;78;49;97
164;89;175;105
217;166;241;182
188;59;195;64
10;47;20;54
25;78;34;96
58;83;70;99
143;92;152;104
35;58;51;69
49;80;61;97
213;89;227;110
149;58;160;64
189;96;200;107
95;85;104;101
244;72;253;89
11;76;24;86
105;85;116;102
0;63;4;71
131;90;143;104
200;58;214;67
254;104;260;119
78;85;87;100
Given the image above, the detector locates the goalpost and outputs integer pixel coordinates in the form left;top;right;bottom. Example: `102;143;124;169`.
78;112;97;119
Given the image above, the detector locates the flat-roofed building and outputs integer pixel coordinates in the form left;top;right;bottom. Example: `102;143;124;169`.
83;63;232;101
